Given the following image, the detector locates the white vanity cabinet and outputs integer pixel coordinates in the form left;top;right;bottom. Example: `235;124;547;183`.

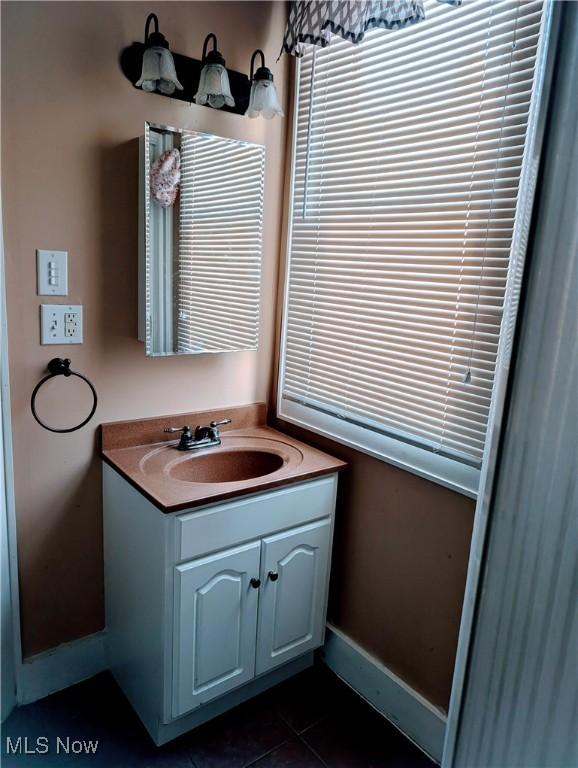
103;464;338;745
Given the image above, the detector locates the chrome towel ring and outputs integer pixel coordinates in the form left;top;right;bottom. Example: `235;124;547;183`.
31;358;98;433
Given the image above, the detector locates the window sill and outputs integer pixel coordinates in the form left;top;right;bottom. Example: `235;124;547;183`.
278;399;479;499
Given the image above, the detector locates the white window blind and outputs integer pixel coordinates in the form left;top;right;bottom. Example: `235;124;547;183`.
279;0;547;488
177;133;264;353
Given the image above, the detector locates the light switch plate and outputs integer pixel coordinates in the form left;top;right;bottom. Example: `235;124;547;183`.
41;304;83;344
37;250;68;296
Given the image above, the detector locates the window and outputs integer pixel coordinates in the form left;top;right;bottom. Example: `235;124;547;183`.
278;0;551;495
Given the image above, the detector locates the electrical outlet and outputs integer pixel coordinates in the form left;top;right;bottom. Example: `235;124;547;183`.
41;305;83;344
37;250;68;296
65;312;79;338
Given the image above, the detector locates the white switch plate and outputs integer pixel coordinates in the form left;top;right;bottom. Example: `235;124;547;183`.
37;250;68;296
41;304;83;344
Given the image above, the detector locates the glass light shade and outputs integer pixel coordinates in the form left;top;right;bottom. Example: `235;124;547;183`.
194;63;235;109
247;80;284;119
136;46;183;94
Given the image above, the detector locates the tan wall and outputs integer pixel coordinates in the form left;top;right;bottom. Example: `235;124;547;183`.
274;421;474;710
1;1;289;658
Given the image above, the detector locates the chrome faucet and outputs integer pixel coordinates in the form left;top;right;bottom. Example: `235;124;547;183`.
163;418;232;451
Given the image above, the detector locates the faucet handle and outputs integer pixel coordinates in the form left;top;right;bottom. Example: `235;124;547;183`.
210;418;232;428
163;425;191;434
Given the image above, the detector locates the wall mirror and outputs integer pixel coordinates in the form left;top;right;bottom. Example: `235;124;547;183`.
139;123;265;356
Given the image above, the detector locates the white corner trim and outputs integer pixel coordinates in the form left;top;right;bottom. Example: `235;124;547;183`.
320;624;447;763
18;631;107;706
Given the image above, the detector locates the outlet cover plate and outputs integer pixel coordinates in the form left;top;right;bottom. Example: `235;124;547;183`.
37;250;68;296
41;304;83;344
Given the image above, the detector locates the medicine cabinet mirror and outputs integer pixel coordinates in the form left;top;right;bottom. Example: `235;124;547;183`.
139;123;265;356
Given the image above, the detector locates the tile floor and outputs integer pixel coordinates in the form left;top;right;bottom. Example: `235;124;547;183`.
1;664;436;767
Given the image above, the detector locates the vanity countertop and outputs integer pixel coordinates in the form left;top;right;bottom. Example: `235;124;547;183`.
100;403;346;513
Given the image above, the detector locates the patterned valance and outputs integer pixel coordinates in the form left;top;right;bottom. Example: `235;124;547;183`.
282;0;461;57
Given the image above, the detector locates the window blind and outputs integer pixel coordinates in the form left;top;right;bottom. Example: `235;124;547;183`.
177;134;265;353
280;0;546;470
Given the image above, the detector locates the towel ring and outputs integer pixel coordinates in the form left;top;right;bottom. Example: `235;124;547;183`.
31;358;98;433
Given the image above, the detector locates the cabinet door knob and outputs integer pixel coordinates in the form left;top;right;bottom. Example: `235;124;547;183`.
250;577;261;589
268;571;279;582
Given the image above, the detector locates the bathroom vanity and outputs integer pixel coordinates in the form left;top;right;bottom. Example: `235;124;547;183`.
101;404;345;745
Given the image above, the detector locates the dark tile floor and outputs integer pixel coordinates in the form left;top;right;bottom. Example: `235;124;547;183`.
1;664;436;767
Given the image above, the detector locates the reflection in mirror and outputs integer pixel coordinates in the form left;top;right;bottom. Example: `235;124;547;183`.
140;123;265;355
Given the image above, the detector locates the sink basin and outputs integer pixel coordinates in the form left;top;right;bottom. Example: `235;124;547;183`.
169;449;285;484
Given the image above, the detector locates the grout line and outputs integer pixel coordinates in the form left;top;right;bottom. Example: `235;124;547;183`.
274;697;330;738
296;730;330;767
297;713;329;736
276;708;298;734
243;737;293;767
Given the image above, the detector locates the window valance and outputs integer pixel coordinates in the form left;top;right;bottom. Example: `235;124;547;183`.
282;0;461;57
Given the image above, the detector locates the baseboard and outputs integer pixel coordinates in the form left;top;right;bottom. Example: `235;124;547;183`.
319;624;447;763
18;631;107;705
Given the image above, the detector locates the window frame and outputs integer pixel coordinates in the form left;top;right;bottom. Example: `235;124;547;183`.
277;7;553;499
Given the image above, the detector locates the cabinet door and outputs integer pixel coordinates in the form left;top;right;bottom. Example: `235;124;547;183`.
256;518;332;676
173;541;261;717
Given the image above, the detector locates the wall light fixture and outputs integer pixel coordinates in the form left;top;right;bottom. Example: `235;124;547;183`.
194;34;235;109
247;50;284;119
135;14;183;95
